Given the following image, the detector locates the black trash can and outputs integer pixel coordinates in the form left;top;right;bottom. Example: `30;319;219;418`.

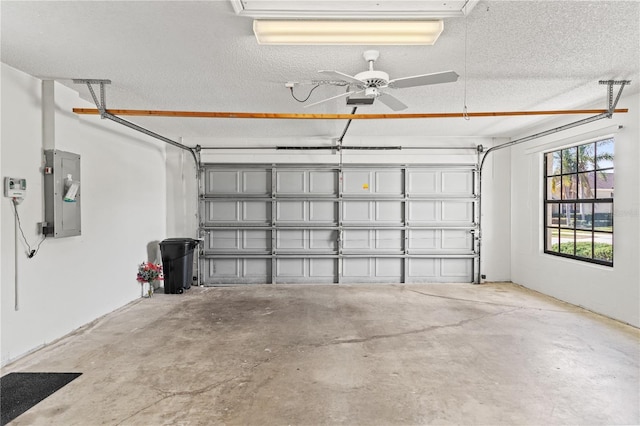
160;238;199;294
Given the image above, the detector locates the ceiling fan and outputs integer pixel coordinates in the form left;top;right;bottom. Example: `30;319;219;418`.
304;50;459;111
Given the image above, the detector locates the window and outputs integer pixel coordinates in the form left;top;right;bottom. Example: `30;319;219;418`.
544;138;614;266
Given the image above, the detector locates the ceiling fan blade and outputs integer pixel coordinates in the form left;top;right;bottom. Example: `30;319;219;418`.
318;70;365;86
303;89;361;108
388;70;459;89
378;93;408;111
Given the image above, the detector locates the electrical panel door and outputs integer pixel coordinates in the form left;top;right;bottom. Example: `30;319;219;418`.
44;150;81;238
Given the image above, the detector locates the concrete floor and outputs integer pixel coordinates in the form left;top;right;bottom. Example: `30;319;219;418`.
3;283;639;425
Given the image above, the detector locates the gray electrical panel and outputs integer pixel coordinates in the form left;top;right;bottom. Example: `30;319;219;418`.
44;150;81;238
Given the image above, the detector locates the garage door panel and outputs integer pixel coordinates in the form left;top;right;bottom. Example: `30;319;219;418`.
343;169;403;195
201;164;477;285
243;201;271;222
407;258;437;278
276;201;337;223
276;258;337;283
205;230;271;252
408;201;438;222
309;171;338;195
277;170;305;193
441;201;473;223
343;229;371;249
441;171;473;195
375;170;403;195
309;201;337;223
343;258;371;277
343;229;403;252
343;201;371;222
208;258;239;276
205;169;271;195
277;229;305;250
205;201;271;224
243;230;271;251
277;201;305;222
376;230;403;251
277;258;305;276
441;259;472;278
207;230;238;250
207;201;238;222
204;258;271;284
343;201;403;224
343;171;371;194
206;170;238;194
406;258;473;283
277;170;338;195
310;258;337;278
375;258;403;277
244;259;270;277
408;229;437;250
309;230;337;251
342;258;402;283
441;229;472;250
276;229;336;252
375;201;403;223
407;171;438;194
407;229;473;252
243;171;271;194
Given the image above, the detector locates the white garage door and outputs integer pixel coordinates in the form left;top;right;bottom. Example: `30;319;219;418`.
199;164;478;284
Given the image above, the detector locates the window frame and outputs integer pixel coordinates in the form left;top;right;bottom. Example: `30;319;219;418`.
543;138;614;266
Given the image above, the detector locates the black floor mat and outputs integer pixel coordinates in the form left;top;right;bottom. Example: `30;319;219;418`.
0;372;81;425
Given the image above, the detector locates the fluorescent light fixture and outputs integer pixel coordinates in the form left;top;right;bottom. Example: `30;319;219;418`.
231;0;479;19
253;20;444;45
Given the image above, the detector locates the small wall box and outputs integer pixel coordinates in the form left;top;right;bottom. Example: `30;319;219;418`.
4;177;27;198
44;150;81;238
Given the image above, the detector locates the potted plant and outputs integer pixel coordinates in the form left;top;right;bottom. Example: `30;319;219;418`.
136;262;163;297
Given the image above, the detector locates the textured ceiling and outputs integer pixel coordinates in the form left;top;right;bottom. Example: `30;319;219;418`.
1;1;638;145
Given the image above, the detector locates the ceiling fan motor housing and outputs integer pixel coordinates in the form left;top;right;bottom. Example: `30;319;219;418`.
354;70;389;88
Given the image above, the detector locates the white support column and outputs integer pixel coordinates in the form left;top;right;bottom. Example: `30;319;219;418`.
42;80;55;151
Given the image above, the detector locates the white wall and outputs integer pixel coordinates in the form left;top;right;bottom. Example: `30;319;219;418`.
1;64;167;364
478;140;512;282
165;145;198;239
510;92;640;327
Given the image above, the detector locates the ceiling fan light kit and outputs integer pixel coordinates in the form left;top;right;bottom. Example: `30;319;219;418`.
253;20;444;45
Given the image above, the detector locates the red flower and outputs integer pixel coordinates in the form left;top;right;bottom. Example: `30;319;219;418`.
136;261;164;284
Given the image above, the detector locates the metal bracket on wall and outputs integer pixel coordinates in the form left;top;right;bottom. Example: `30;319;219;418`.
599;80;631;118
72;79;111;118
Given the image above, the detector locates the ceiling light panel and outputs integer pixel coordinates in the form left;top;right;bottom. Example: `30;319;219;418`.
253;20;444;45
233;0;477;18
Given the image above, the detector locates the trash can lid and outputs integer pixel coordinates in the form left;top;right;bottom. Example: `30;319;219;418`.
160;238;200;245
